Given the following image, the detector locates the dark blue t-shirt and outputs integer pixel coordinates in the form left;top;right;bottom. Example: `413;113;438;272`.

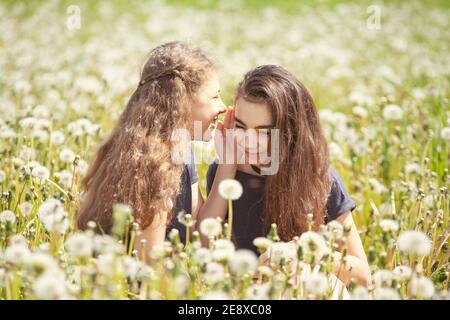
206;159;356;254
165;145;199;244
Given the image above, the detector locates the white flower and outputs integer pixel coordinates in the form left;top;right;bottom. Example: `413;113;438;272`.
382;104;403;121
74;159;89;176
257;265;274;277
173;274;190;295
374;288;400;300
253;237;273;251
369;178;388;194
298;231;327;255
193;247;212;265
393;265;412;281
0;170;6;182
351;286;370;300
304;272;328;295
228;249;258;276
4;244;31;265
199;218;222;237
26;252;59;274
31;165;50;182
204;262;225;285
408;275;435;299
379;219;399;233
246;283;270;300
352;106;368;118
397;230;431;256
9;234;27;246
56;170;73;187
323;220;344;240
373;270;393;287
0;210;16;224
37;198;69;234
59;148;76;163
18;201;34;217
65;233;93;258
440;127;450;141
201;291;230;300
218;179;243;200
405;163;421;174
95;253;123;277
268;241;297;264
33;270;67;299
50;131;65;145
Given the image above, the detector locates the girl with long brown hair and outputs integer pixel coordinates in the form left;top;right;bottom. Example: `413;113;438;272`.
197;65;370;287
77;41;226;259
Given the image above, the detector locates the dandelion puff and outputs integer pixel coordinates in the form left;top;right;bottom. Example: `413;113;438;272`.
373;270;394;287
50;131;65;145
19;201;34;217
393;265;412;281
33;270;67;299
0;210;16;224
351;286;370;300
304;272;328;295
246;283;270;300
268;241;297;264
204;262;225;285
440;127;450;141
382;104;403;121
228;249;258;276
397;230;431;256
379;219;399;233
0;170;6;182
374;287;400;300
201;291;230;300
31;165;50;182
218;179;243;200
4;244;31;265
298;231;327;255
65;232;93;258
409;275;435;299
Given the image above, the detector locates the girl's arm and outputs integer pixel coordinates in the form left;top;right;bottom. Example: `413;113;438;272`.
332;211;371;287
134;211;168;262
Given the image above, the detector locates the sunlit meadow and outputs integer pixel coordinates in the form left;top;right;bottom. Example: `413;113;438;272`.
0;0;449;300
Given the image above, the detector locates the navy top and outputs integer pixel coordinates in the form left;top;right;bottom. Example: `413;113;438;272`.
165;145;199;244
206;159;356;254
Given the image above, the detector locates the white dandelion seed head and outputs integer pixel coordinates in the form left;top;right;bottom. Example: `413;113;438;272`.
379;219;399;233
31;165;50;182
65;232;93;259
392;265;412;281
4;243;31;265
382;104;403;121
268;241;297;264
374;287;400;300
18;201;33;217
298;231;327;254
0;170;6;182
193;247;212;265
252;237;273;251
59;148;76;163
323;220;344;240
351;286;370;300
304;272;328;295
228;249;258;276
397;230;431;256
33;270;67;299
373;269;394;288
408;275;435;299
199;217;222;238
50;131;65;145
201;291;230;300
245;283;270;300
440;127;450;141
218;179;243;200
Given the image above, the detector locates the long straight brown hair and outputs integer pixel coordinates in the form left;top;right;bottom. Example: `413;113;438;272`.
77;41;215;233
235;65;332;241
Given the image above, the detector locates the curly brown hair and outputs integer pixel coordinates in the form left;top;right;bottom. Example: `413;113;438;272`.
77;41;215;233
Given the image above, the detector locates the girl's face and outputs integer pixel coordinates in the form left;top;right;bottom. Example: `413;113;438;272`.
190;70;226;141
234;97;274;166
